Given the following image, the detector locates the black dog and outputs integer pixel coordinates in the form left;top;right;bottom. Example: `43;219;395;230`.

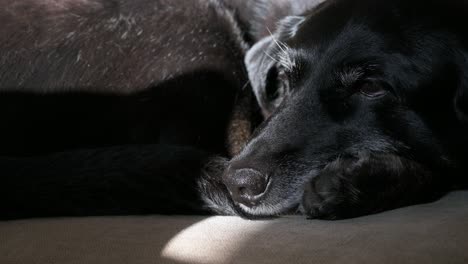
2;0;468;221
201;0;468;219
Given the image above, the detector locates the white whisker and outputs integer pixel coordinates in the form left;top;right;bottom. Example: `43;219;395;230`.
263;50;280;64
266;27;289;54
266;27;296;71
241;80;250;90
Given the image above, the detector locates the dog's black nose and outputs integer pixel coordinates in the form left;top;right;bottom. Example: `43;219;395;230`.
223;168;268;206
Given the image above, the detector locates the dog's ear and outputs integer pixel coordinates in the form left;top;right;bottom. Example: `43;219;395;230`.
250;0;325;40
245;16;306;117
245;36;277;117
244;0;325;117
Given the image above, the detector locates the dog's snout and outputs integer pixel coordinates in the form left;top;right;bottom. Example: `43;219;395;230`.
223;168;268;207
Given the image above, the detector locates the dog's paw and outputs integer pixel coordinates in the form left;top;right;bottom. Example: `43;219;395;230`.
301;158;364;220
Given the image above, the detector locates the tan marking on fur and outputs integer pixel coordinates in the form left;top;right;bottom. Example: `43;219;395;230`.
227;87;256;157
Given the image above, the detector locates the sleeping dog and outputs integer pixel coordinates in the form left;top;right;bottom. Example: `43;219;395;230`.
1;0;467;220
201;0;468;219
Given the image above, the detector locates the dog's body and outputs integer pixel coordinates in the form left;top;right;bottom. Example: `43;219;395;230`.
0;0;253;219
1;0;467;220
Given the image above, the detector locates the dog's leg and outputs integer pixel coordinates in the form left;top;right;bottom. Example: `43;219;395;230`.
301;153;453;220
0;144;213;220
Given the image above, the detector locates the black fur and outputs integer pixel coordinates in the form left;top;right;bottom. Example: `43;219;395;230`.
1;144;211;219
202;0;468;219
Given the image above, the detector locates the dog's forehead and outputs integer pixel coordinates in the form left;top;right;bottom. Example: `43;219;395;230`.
286;23;386;80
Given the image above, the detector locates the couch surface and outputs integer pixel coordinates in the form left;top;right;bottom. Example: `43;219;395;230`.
1;191;467;264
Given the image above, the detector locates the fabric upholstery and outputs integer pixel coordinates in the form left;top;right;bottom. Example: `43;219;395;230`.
1;191;467;264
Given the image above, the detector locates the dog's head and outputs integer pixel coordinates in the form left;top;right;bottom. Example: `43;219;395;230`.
203;0;468;217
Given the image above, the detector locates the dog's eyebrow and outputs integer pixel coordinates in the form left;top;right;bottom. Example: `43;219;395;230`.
338;67;365;87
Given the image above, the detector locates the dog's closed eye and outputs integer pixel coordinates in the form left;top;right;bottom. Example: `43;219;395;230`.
339;64;389;100
358;82;388;99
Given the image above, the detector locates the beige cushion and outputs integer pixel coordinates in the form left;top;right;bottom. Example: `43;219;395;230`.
1;191;467;264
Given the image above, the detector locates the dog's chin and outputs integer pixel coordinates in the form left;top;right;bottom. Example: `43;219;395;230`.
235;201;301;219
233;188;305;218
